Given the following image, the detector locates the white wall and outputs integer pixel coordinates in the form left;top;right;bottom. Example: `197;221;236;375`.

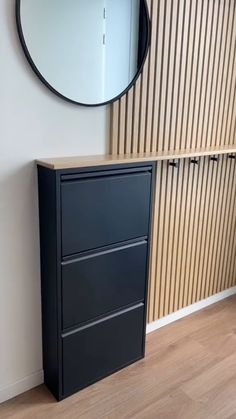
0;0;109;402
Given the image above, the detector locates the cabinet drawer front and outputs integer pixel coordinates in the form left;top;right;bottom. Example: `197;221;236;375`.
62;241;147;329
61;170;152;256
62;305;144;397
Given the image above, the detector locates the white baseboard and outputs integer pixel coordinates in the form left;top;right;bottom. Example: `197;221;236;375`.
0;370;44;404
146;286;236;334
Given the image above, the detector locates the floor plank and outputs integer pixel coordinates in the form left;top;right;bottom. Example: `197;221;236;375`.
1;295;236;419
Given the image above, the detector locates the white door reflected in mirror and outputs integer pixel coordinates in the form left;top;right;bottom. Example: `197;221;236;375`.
17;0;150;106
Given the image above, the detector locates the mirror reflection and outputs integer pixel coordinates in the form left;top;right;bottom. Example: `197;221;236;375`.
18;0;150;106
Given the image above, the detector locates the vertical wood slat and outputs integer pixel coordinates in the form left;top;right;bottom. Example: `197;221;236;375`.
110;0;236;322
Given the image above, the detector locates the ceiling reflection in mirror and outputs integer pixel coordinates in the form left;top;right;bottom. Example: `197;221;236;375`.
17;0;150;106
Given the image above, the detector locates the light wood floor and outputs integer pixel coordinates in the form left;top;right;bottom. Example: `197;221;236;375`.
1;295;236;419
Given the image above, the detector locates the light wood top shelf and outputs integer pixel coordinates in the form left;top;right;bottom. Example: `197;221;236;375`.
36;144;236;170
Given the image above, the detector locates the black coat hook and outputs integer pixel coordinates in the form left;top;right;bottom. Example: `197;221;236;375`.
190;159;199;165
210;156;218;162
228;155;235;159
169;161;179;168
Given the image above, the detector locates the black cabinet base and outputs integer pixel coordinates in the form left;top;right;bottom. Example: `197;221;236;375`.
56;354;144;401
62;304;144;398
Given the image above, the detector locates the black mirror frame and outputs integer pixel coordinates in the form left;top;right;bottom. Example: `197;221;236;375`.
15;0;151;107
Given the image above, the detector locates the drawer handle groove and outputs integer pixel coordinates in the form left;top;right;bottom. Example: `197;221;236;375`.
61;167;152;183
62;303;144;338
62;237;148;264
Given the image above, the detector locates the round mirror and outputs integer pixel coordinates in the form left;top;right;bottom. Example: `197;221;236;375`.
16;0;150;106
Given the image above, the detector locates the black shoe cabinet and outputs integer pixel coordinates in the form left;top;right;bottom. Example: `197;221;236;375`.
37;162;155;401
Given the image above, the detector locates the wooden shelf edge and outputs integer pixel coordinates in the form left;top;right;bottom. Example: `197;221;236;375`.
36;144;236;170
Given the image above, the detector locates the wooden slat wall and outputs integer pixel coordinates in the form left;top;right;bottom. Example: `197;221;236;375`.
111;0;236;153
110;0;236;322
148;155;236;322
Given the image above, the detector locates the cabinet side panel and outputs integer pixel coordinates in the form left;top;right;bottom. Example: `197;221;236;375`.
37;166;60;399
